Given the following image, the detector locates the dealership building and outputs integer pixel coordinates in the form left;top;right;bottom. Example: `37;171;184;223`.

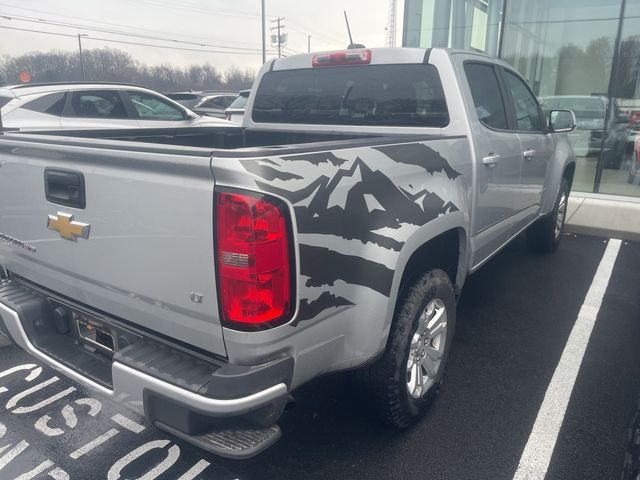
403;0;640;198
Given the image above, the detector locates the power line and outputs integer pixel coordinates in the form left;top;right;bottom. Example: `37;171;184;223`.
286;22;344;46
0;2;266;48
130;0;272;21
0;24;75;38
1;13;265;52
0;24;278;56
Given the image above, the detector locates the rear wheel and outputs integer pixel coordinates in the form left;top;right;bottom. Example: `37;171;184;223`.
358;269;456;429
526;178;569;254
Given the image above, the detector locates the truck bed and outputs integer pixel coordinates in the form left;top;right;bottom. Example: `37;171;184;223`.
1;126;446;157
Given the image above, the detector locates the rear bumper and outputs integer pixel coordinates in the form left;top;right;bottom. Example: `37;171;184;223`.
0;280;291;431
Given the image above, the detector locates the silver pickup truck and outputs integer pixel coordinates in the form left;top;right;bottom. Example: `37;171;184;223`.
0;48;576;458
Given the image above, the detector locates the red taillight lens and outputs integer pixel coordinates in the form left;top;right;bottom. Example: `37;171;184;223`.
312;49;372;67
216;190;292;329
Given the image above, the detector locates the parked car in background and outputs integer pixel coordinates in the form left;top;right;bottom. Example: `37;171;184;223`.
627;110;640;153
165;91;237;118
629;135;640;184
541;95;627;168
224;89;250;125
0;82;235;130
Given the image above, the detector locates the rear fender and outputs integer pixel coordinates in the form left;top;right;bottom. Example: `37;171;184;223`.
216;137;472;382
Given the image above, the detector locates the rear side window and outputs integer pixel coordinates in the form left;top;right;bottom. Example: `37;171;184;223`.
464;63;508;130
229;94;248;110
70;90;128;119
22;92;67;116
0;95;13;110
252;64;449;127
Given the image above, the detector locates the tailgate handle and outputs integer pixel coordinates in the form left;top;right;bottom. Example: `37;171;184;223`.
45;169;86;209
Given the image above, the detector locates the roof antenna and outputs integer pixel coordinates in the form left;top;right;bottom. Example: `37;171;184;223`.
344;10;366;49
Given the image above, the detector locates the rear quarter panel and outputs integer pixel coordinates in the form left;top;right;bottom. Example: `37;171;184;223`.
214;137;472;387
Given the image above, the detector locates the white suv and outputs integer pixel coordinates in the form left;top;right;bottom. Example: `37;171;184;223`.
0;82;236;130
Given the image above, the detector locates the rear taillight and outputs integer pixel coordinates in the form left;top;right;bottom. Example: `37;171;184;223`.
312;49;371;67
215;190;292;330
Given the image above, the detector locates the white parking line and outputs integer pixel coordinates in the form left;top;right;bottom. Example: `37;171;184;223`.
111;414;145;434
513;238;622;480
69;428;119;459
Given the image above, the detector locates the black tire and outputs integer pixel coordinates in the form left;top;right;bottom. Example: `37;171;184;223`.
526;178;570;254
357;269;456;429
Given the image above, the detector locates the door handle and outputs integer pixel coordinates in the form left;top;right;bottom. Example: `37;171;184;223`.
482;154;501;167
44;169;86;209
523;149;536;159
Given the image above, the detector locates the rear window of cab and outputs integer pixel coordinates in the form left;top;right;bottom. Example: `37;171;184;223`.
252;64;449;128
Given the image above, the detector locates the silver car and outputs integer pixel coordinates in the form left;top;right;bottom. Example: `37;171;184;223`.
224;90;250;125
0;82;235;130
165;91;238;119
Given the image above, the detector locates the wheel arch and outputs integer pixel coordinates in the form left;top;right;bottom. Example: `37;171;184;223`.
563;161;576;189
376;219;468;356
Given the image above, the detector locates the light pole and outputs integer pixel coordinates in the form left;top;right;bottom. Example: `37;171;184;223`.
261;0;266;64
308;35;311;53
77;34;87;80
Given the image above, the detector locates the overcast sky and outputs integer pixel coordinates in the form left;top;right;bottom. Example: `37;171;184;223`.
0;0;403;72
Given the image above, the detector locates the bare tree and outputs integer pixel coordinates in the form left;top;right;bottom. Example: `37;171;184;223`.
0;48;255;93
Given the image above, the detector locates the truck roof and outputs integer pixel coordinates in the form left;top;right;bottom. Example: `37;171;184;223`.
269;47;514;72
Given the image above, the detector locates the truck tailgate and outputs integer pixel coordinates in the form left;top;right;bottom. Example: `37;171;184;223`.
0;135;226;356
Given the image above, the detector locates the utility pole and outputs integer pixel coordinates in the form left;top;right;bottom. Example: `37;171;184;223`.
308;35;311;53
77;34;87;80
385;0;397;48
270;17;286;58
261;0;266;64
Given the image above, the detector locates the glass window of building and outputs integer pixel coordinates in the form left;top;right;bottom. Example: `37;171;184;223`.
599;0;640;196
404;0;504;56
402;0;640;198
501;0;622;193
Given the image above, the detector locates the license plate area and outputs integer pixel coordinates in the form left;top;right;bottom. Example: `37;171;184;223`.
75;314;115;356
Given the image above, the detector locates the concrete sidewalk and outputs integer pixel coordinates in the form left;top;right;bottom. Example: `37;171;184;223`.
566;193;640;242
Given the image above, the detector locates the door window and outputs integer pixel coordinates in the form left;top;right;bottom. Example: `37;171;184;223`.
503;71;545;132
70;91;128;119
201;96;237;109
127;91;185;120
200;98;226;109
464;63;509;130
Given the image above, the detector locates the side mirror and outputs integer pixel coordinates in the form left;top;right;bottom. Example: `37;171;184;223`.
549;109;576;133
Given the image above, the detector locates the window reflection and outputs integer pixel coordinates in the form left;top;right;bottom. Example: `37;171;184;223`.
599;0;640;196
501;0;622;193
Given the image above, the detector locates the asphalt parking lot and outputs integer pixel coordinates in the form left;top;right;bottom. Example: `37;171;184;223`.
0;233;638;480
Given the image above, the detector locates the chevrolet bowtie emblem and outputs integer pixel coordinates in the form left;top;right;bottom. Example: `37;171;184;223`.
47;213;91;242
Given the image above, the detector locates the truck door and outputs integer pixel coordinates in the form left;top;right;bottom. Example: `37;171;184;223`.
500;68;553;232
461;61;523;267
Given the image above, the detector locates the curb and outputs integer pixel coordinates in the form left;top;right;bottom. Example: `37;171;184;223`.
564;224;640;243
